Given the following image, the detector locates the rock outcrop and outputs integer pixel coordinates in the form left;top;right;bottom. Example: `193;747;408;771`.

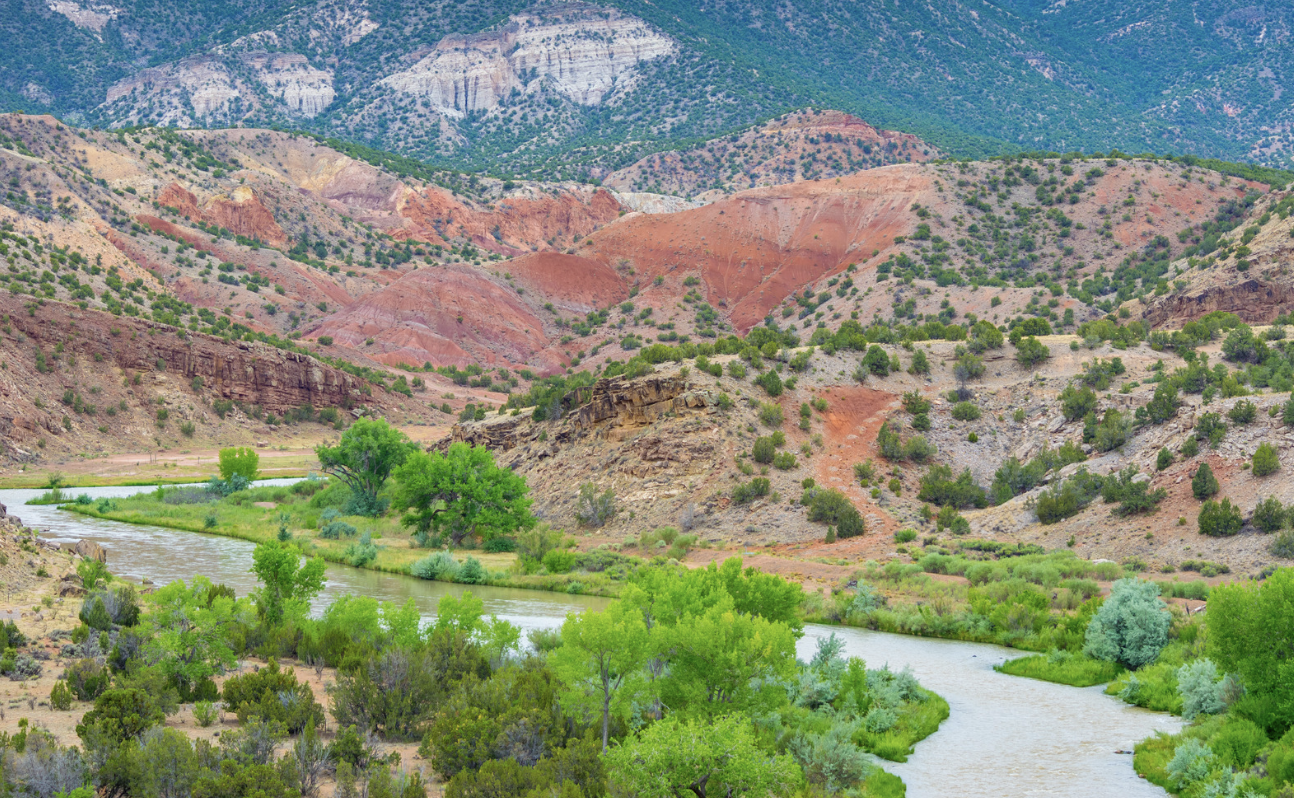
379;4;675;117
1;297;372;413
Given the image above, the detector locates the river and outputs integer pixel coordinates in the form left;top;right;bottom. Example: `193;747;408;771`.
9;482;1181;797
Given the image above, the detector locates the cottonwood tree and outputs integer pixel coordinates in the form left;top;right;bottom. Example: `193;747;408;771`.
551;601;652;751
605;714;799;798
250;541;325;626
392;442;534;547
315;418;417;516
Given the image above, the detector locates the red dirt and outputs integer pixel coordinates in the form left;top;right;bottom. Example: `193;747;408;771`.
572;167;933;332
307;266;561;371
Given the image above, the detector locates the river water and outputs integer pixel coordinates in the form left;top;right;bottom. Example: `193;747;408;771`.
9;482;1181;797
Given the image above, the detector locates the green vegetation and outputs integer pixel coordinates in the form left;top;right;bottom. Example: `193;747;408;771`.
995;652;1124;687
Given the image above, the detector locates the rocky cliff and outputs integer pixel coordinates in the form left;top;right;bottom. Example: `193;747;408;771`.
379;4;674;117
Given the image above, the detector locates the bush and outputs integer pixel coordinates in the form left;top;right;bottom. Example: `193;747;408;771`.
1253;442;1280;477
318;520;358;540
49;680;73;710
1198;498;1242;537
456;556;487;584
772;451;798;470
758;402;783;427
1191;462;1219;500
1015;336;1050;368
732;478;771;505
1177;659;1225;721
221;660;324;734
1252;495;1286;533
1180;436;1199;458
805;489;865;538
1272;530;1294;559
63;658;110;701
1155;447;1173;472
950;402;981;421
1060;384;1098;422
574;483;616;527
1195;412;1227;448
1083;579;1169;669
917;465;987;508
752;437;775;464
541;549;577;574
193;700;219;727
1091;409;1132;452
1228;400;1257;424
1165;739;1214;789
863;345;891;376
411;552;460;581
894;528;917;543
755;369;783;397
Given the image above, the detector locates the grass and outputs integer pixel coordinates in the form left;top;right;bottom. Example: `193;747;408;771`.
859;768;906;798
0;471;313;490
60;482;627;597
995;654;1124;687
1132;731;1178;793
1104;661;1183;714
862;689;950;762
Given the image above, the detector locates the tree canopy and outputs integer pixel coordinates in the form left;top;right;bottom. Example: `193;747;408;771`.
314;418;417;516
392;442;534;547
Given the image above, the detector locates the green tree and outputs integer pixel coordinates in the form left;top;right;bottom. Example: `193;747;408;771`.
1156;447;1173;471
218;447;259;482
863;345;891;377
605;714;800;798
250;541;326;626
392;443;534;548
76;687;164;747
1253;442;1280;477
141;577;252;701
315;418;416;516
1208;568;1294;733
1139;383;1181;425
1192;462;1220;500
1083;578;1170;669
1059;384;1097;422
551;601;652;751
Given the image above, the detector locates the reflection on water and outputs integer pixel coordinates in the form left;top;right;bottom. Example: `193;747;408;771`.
10;482;608;635
7;482;1178;798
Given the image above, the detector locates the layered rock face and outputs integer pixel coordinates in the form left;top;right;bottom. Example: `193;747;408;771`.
157;183;288;247
102;53;335;125
1;297;371;413
379;5;675;116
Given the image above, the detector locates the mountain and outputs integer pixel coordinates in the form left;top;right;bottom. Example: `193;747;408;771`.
8;0;1294;177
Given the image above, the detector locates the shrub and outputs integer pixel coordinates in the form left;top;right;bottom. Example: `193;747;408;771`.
411;552;460;581
1195;412;1227;448
1155;447;1173;472
950;402;981;421
1191;463;1219;500
1180;436;1199;458
805;489;865;538
917;465;987;508
1198;498;1242;537
773;451;798;470
221;660;324;734
863;345;891;376
194;700;219;727
1177;659;1225;721
752;437;775;464
541;549;577;574
1015;336;1050;368
49;680;73;710
908;349;931;375
1252;495;1286;533
732;478;771;505
755;369;783;397
1060;384;1098;422
1252;442;1280;477
1272;530;1294;558
758;402;784;427
574;483;616;527
456;557;487;584
953;352;984;382
318;520;358;540
901;391;931;415
63;658;110;701
1091;409;1132;452
1165;739;1214;789
894;528;917;543
1083;579;1169;669
1228;400;1257;424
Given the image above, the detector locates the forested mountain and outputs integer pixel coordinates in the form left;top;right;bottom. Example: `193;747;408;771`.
5;0;1294;178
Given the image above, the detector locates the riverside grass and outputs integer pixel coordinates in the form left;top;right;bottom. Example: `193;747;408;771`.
995;654;1124;687
59;483;626;597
